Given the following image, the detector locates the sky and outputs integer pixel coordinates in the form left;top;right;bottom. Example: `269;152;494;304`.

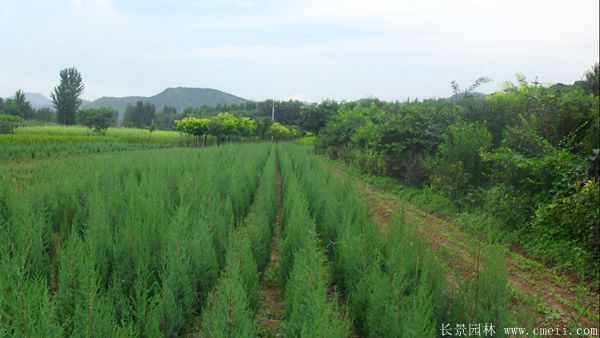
1;0;598;102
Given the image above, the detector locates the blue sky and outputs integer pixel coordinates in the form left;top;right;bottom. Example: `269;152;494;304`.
1;0;598;102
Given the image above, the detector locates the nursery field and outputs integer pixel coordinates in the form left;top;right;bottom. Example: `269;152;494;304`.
0;126;182;162
0;142;597;337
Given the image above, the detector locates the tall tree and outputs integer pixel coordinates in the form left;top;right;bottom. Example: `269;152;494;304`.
123;101;156;128
51;67;84;125
2;90;33;119
581;63;599;95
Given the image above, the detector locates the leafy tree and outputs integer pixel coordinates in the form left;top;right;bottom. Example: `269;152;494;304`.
155;106;179;130
275;100;303;125
3;90;34;119
51;68;85;125
123;101;155;128
299;101;336;133
175;114;257;145
253;116;272;139
33;108;54;122
78;107;116;134
0;114;23;134
425;122;492;198
235;116;257;137
576;63;600;95
265;122;293;140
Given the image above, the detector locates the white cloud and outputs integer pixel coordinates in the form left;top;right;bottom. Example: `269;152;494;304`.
0;0;598;100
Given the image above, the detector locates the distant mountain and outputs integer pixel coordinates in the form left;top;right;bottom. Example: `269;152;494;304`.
82;87;248;114
8;92;54;109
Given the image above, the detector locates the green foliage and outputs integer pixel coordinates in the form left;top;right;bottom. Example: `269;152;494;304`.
201;262;256;338
277;180;316;282
175;116;210;138
265;121;295;140
299;100;337;133
243;149;278;270
0;126;182;162
277;149;351;336
78;107;117;134
283;245;350;337
0;114;23;134
174;113;258;145
280;145;456;337
482;147;584;203
314;65;599;275
357;222;444;337
1;89;34;119
33;107;55;122
425;121;492;199
449;246;510;333
576;63;600;96
124;101;156;128
501;116;554;156
155;105;180;130
51;67;84;125
225;230;261;312
0;144;271;336
527;179;599;267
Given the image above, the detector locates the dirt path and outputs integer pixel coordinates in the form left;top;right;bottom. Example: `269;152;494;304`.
257;165;285;337
330;162;599;329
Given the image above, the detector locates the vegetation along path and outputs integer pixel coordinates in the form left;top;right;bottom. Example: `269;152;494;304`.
328;160;599;330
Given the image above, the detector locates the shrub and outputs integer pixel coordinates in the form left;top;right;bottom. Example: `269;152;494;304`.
526;179;599;270
225;230;261;312
201;262;256;337
0;114;23;134
425;121;492;199
77;107;116;134
449;245;510;332
283;245;350;337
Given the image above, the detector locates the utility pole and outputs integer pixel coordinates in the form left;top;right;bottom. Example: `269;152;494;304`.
271;100;275;121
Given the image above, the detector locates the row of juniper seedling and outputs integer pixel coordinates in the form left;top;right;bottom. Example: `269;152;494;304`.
200;147;278;336
278;148;351;336
0;143;512;337
282;145;512;337
0;144;270;337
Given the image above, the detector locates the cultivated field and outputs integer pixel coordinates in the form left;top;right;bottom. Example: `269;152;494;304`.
0;126;181;162
0;132;597;337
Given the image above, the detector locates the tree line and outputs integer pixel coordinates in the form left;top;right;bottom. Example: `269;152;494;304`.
315;63;599;279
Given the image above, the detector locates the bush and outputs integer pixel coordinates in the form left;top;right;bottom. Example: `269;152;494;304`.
201;262;256;337
0;114;23;134
449;246;510;332
425;122;492;200
225;230;261;312
283;245;350;337
78;107;116;134
527;179;599;268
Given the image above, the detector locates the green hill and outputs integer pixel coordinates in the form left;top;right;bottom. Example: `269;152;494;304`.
82;87;248;114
